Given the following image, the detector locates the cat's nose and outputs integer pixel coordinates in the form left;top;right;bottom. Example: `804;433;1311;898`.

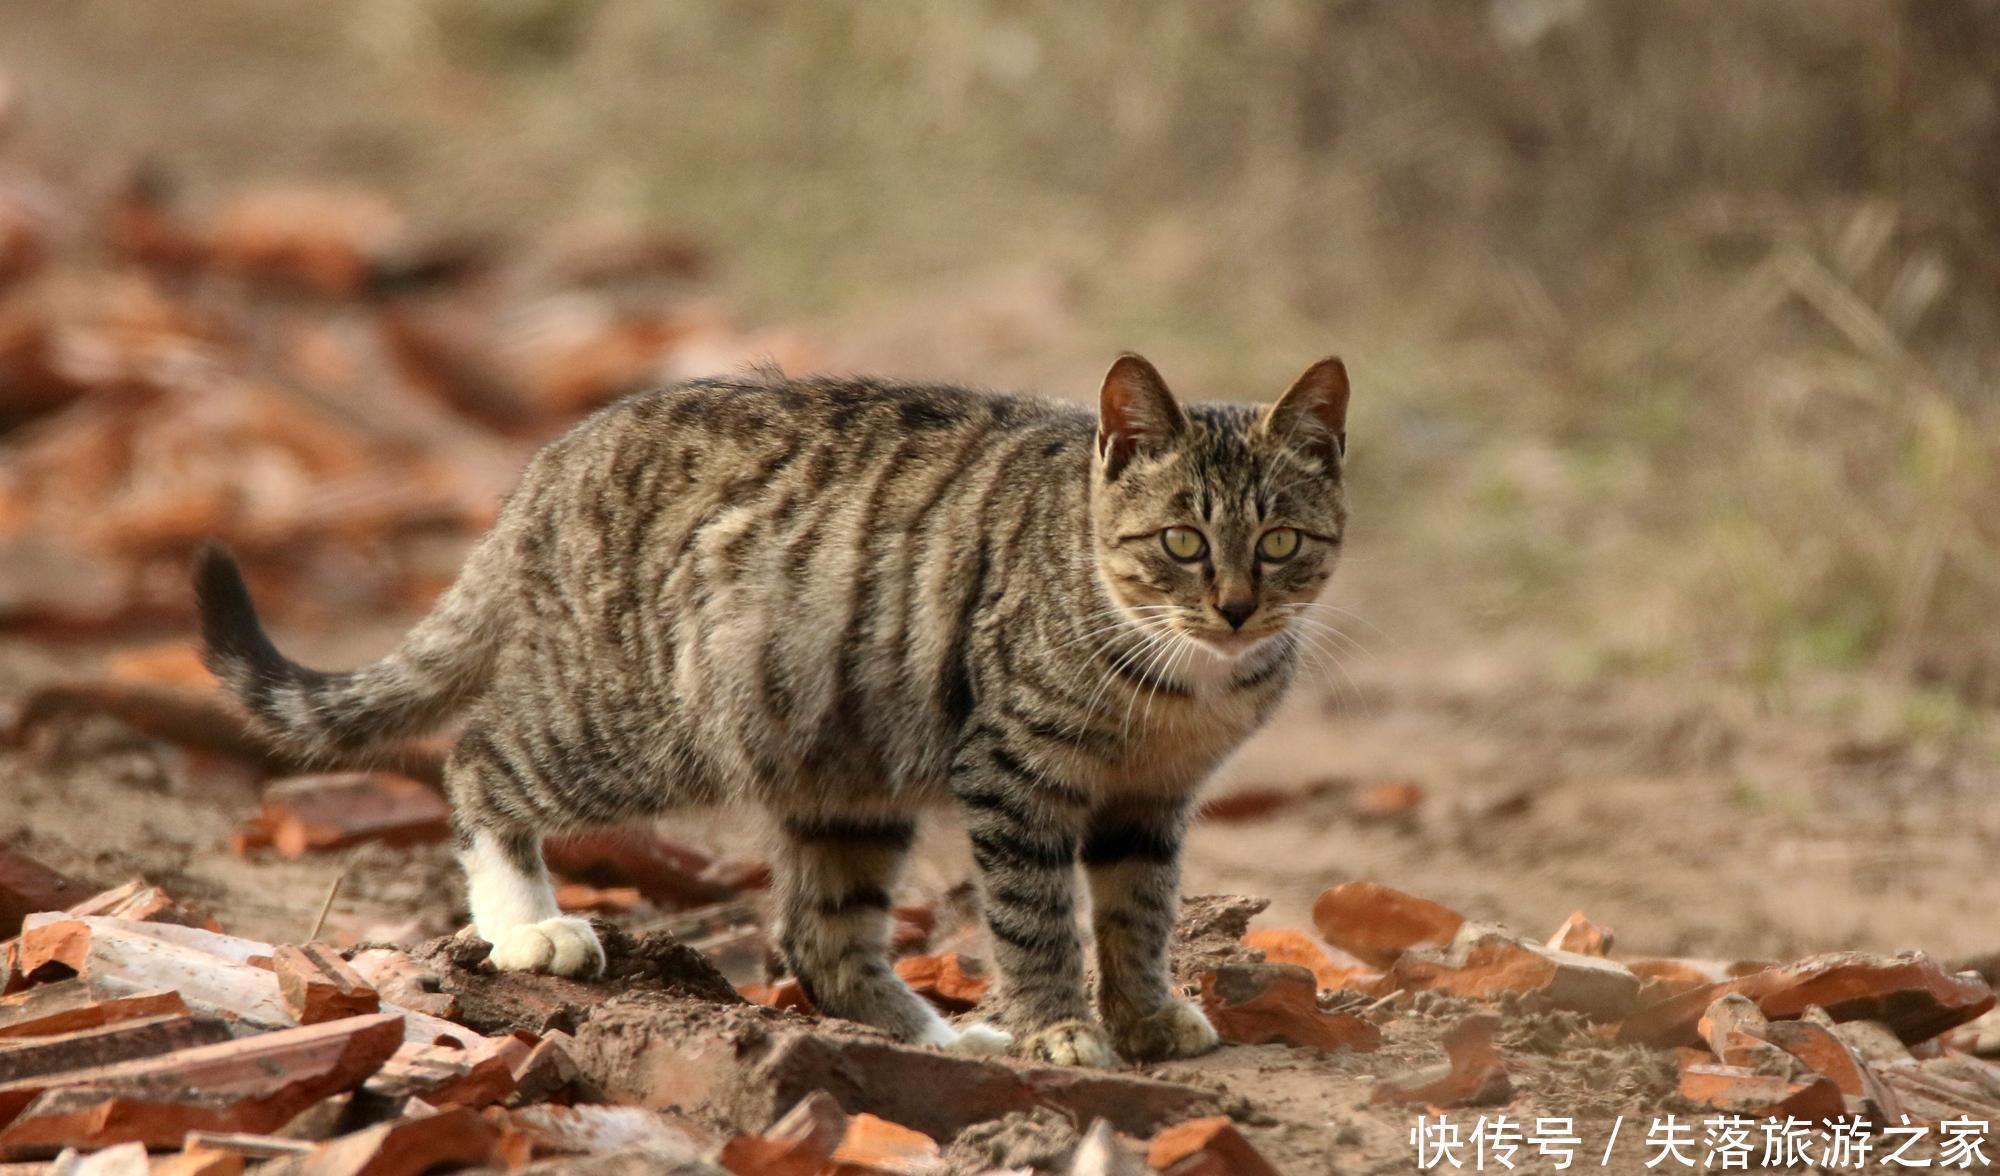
1216;600;1256;630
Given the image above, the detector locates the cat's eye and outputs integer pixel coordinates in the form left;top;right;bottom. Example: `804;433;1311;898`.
1257;528;1302;562
1160;527;1208;562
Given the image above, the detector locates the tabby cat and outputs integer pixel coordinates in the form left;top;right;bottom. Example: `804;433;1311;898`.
196;352;1351;1066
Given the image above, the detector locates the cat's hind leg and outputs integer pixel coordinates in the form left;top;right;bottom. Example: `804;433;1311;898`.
774;810;1009;1055
448;731;605;977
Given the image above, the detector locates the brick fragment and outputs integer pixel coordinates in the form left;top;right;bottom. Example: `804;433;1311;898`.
0;1015;231;1084
0;982;185;1039
1146;1116;1280;1176
16;917;293;1033
0;854;90;939
738;978;815;1014
260;1105;498;1176
251;774;451;859
1310;882;1463;969
1198;964;1381;1053
552;883;642;916
151;1146;245;1176
274;945;378;1026
1353;778;1424;819
505;1033;580;1107
1760;1018;1902;1118
892;953;989;1014
1545;911;1612;957
1372;1014;1513;1109
1390;923;1640;1020
1677;1063;1845;1121
1758;952;1995;1046
830;1112;941;1174
716;1089;845;1176
63;882;220;933
543;832;734;909
0;1012;403;1157
1239;929;1384;993
361;1040;515;1110
1196;787;1299;823
344;950;458;1022
1699;993;1791;1070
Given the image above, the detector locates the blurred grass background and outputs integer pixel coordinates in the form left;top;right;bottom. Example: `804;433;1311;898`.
6;0;1998;713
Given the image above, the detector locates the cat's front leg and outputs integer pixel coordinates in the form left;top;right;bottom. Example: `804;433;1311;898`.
1084;793;1219;1062
952;738;1112;1066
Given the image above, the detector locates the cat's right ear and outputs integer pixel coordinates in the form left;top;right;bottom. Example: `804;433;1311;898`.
1097;353;1185;480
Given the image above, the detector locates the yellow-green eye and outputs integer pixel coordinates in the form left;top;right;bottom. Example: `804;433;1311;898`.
1257;527;1301;562
1160;527;1208;562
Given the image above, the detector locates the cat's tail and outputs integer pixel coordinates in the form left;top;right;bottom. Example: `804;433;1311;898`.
195;535;510;758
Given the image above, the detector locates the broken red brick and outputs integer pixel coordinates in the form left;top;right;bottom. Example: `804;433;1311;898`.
1546;911;1613;957
829;1112;941;1174
1196;787;1299;823
892;953;989;1014
717;1089;846;1176
15;917;294;1032
489;1103;712;1167
1760;1017;1902;1118
266;1105;498;1176
1700;993;1789;1069
251;774;451;859
738;977;815;1015
542;831;736;909
362;1040;515;1110
1147;1116;1280;1176
552;882;642;916
0;982;185;1039
1353;778;1425;819
1199;964;1382;1053
505;1033;580;1107
0;1012;403;1156
0;852;90;939
1617;971;1788;1049
344;949;460;1023
1678;1063;1845;1121
63;881;221;933
1758;952;1996;1046
1626;958;1737;1003
1372;1014;1514;1109
103;641;217;691
1391;923;1641;1020
1240;928;1385;993
0;1014;232;1084
274;944;379;1025
1310;882;1464;969
152;1146;246;1176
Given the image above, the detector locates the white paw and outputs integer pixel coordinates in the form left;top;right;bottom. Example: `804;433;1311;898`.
1023;1019;1120;1067
945;1022;1014;1056
1113;999;1221;1062
488;916;605;978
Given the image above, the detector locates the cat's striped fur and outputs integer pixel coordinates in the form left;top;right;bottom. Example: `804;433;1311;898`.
196;353;1351;1065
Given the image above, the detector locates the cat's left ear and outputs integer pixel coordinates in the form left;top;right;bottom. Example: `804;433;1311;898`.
1260;356;1349;470
1097;353;1186;479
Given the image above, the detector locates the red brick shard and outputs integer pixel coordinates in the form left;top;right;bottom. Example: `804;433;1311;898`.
542;831;736;909
892;953;990;1014
829;1111;942;1175
15;917;293;1033
717;1088;846;1176
361;1040;515;1110
0;1012;403;1157
1546;911;1613;957
1240;928;1386;994
1199;964;1382;1053
1147;1115;1282;1176
1390;923;1641;1021
63;881;221;933
1758;952;1995;1047
254;774;451;859
0;982;186;1040
0;1014;232;1084
1678;1062;1845;1122
1310;882;1464;969
1372;1014;1514;1109
273;945;378;1025
277;1104;498;1176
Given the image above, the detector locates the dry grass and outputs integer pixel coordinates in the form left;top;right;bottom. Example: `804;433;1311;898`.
4;0;1997;706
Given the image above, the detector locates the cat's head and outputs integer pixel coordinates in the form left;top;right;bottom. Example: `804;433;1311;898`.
1089;353;1350;659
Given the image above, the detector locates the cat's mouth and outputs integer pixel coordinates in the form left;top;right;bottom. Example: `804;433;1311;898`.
1181;625;1282;657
